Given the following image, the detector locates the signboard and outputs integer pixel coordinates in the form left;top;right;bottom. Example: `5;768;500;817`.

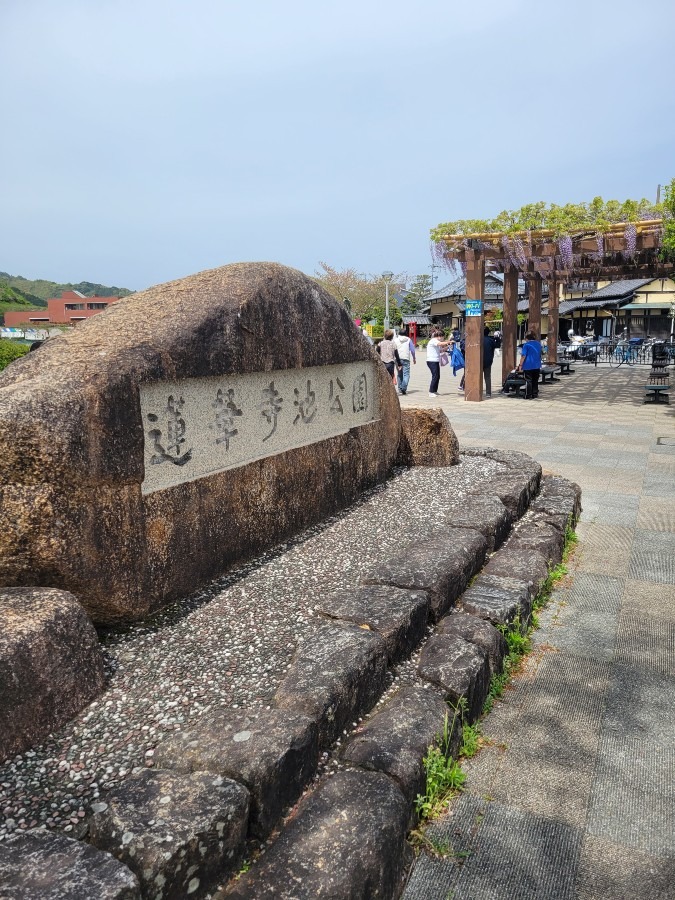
465;300;483;317
140;362;379;494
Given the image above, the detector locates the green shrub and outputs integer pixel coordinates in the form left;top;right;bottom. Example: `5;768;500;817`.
0;339;29;371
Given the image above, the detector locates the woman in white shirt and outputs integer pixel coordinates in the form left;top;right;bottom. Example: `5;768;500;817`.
426;329;452;397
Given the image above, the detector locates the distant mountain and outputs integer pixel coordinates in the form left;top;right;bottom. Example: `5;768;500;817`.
0;272;134;304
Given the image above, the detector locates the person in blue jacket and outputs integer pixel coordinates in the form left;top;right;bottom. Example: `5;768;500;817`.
517;330;542;399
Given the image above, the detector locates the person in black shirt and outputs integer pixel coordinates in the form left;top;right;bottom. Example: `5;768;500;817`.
483;327;496;397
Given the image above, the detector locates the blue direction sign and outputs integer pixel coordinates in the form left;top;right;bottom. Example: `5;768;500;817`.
465;300;483;317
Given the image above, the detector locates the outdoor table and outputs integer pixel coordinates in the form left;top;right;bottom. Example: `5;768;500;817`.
556;360;574;375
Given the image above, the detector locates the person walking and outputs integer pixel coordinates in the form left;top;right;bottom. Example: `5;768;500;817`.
483;326;495;397
394;330;416;395
378;329;401;384
517;329;542;399
426;329;451;397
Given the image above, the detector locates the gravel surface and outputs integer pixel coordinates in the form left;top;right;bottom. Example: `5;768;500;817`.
0;455;502;841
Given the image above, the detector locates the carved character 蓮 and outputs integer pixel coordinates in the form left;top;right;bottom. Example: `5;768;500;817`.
146;395;193;466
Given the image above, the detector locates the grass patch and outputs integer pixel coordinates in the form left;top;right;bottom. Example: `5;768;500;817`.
414;710;465;822
563;523;578;562
460;723;481;759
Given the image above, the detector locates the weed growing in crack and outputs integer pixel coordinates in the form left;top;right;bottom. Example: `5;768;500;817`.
414;710;465;822
460;723;481;759
563;524;578;562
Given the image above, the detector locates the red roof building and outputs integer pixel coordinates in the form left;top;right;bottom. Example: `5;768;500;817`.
4;291;120;327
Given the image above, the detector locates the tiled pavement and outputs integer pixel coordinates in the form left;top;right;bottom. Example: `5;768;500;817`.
398;357;675;899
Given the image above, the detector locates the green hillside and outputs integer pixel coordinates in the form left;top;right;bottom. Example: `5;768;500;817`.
0;272;133;302
0;284;44;322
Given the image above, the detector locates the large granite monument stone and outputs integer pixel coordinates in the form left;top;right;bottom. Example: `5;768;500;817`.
0;263;401;623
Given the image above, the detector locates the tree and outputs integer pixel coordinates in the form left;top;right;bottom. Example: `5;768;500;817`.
400;274;433;315
313;263;406;325
660;178;675;262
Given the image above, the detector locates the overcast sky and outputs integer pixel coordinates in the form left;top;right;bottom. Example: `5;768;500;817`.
2;0;674;292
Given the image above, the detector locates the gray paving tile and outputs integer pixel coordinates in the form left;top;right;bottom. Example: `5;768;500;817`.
637;498;675;532
554;574;624;615
600;664;675;749
587;735;675;857
575;834;675;900
547;611;618;661
593;505;638;527
642;474;675;497
406;796;583;900
615;598;675;677
628;529;675;584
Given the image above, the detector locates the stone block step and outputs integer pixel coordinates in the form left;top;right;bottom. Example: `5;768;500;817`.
361;527;488;620
341;685;455;811
223;770;410;899
0;831;140;899
89;770;249;900
316;584;430;664
274;623;388;749
417;633;491;722
154;708;318;839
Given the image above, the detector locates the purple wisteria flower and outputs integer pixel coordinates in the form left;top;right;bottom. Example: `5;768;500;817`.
558;235;573;269
624;224;637;258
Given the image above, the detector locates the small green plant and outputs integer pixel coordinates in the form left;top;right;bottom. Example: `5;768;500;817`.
482;670;510;715
460;723;481;759
409;830;472;862
235;859;251;879
499;616;531;656
414;711;465;821
563;525;578;562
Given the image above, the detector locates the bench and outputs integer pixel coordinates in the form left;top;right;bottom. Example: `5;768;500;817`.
502;373;527;396
556;360;574;375
644;385;670;405
540;366;559;384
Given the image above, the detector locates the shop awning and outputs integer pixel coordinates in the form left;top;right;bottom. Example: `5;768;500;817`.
621;302;673;310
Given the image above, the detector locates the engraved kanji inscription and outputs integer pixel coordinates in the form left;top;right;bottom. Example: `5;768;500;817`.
259;381;284;441
329;378;345;415
140;362;378;494
211;387;243;451
293;379;317;425
146;395;193;466
352;373;368;413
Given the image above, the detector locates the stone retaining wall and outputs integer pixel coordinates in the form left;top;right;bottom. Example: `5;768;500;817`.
0;453;582;899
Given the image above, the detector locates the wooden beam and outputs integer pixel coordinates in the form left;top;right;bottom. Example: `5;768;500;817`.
547;277;559;364
464;250;485;403
528;268;542;339
502;265;519;383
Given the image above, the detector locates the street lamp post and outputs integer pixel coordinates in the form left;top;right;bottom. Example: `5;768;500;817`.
382;271;394;330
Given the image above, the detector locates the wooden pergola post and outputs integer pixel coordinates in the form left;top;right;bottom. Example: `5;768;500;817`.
465;249;485;402
547;276;559;363
502;264;518;382
528;270;542;338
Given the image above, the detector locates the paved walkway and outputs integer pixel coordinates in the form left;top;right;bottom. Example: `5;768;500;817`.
398;356;675;899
